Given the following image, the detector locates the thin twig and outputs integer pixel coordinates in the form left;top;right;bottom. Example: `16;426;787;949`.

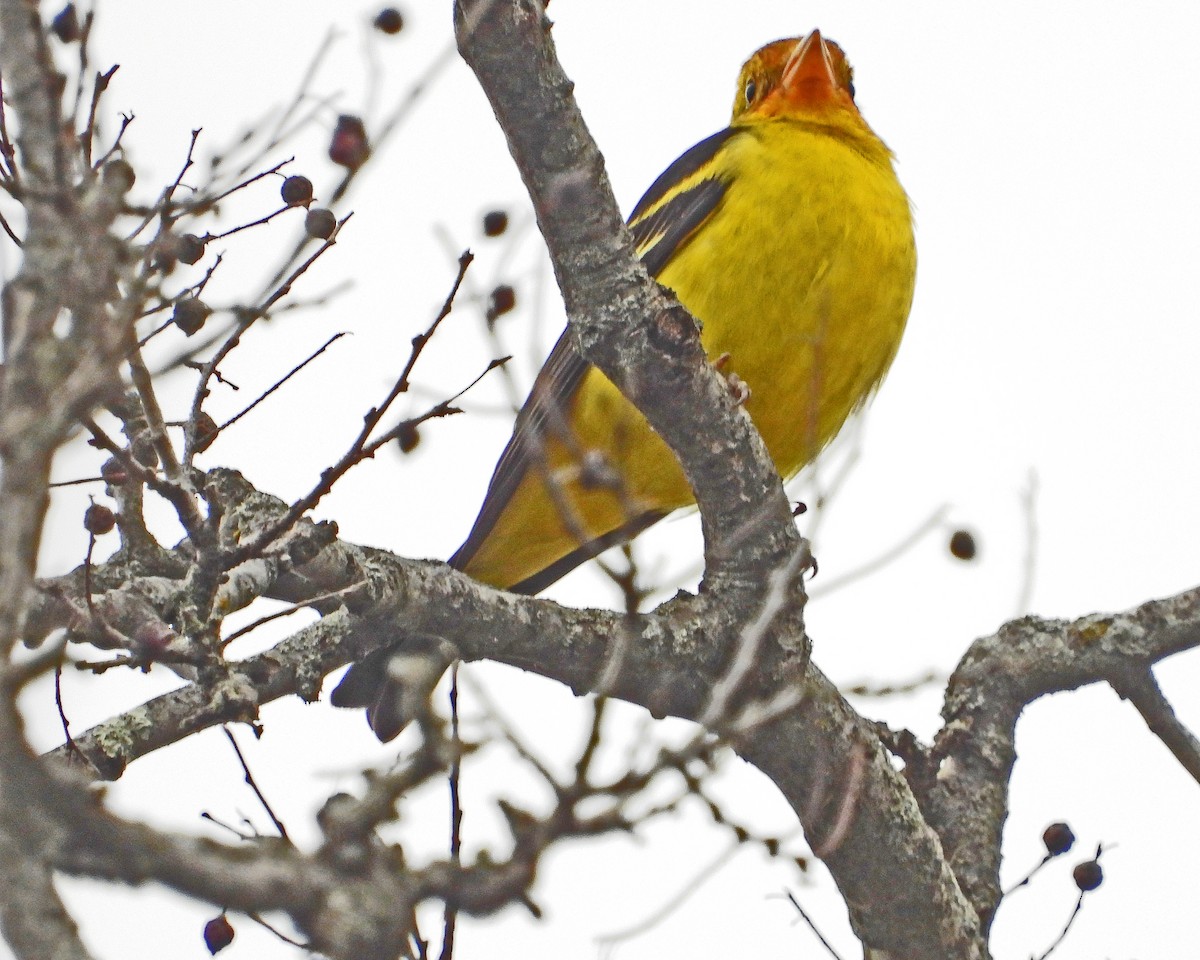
246;912;309;948
219;581;364;650
184;215;352;472
91;112;134;170
1002;851;1054;896
370;355;509;450
69;9;97;141
784;889;845;960
1033;845;1105;960
221;251;474;567
217;332;348;434
204;158;295;211
126;128;201;240
574;695;608;785
0;71;17;186
81;65;119;169
222;727;290;841
205;202;294;242
439;664;463;960
54;664;84;763
0;207;23;247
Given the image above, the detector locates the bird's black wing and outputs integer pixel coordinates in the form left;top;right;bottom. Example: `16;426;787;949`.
447;327;589;579
628;126;739;276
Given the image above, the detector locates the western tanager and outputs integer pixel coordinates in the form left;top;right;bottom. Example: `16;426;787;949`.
334;30;917;739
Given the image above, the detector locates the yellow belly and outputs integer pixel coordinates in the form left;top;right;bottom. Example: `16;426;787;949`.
462;120;916;589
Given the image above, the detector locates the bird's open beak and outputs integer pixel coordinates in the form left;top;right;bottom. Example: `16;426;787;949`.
781;29;837;94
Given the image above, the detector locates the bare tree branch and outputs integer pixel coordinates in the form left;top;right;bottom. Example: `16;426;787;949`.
926;585;1200;931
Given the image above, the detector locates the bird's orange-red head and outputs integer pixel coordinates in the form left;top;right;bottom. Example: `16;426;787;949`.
732;30;860;124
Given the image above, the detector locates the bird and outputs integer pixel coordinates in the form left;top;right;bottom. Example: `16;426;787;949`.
332;29;917;740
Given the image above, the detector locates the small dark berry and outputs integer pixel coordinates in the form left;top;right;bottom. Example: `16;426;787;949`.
193;413;219;453
174;233;206;265
172;298;210;336
486;284;516;325
482;210;509;237
84;503;116;536
1072;859;1103;892
203;914;235;954
150;240;177;275
281;175;314;207
396;422;420;453
949;529;977;561
101;159;135;194
374;7;404;34
100;457;129;486
305;207;337;240
329;115;370;170
1042;822;1075;857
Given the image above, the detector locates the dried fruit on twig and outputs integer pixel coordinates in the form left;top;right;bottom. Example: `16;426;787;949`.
948;529;976;561
174;233;206;265
84;503;116;535
281;175;314;207
173;298;210;336
486;284;516;325
1043;822;1076;856
202;915;235;954
102;159;135;193
1073;859;1103;892
305;208;336;240
193;413;219;453
396;423;420;453
329;115;369;170
482;210;509;237
374;7;404;34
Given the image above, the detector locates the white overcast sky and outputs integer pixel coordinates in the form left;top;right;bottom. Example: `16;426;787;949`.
14;2;1200;959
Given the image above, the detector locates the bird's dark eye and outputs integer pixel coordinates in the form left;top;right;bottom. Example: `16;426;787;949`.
847;79;857;100
744;78;757;105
